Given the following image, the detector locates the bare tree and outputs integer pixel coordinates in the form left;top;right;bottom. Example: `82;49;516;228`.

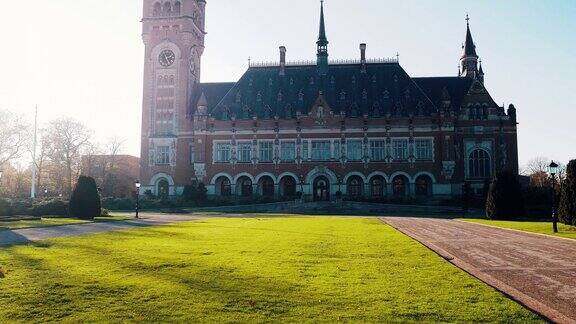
0;109;30;167
526;157;550;187
102;137;125;196
44;118;92;196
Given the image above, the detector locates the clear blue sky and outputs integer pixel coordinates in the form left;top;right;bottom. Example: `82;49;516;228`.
1;0;574;168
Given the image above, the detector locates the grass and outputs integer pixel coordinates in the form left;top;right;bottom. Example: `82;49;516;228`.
463;219;576;240
0;216;129;231
0;217;540;322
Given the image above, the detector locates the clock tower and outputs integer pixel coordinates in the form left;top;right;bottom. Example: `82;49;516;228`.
140;0;206;196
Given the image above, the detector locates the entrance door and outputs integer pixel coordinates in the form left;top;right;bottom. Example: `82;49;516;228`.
313;176;330;201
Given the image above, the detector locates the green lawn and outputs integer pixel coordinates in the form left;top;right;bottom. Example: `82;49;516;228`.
463;219;576;240
0;216;129;231
0;217;540;322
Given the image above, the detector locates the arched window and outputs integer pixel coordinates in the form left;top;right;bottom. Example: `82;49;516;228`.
281;176;297;198
393;176;408;196
240;178;253;197
468;149;491;179
216;177;231;196
415;175;432;196
221;179;231;196
174;1;181;15
370;176;385;198
153;2;162;16
157;179;169;198
347;176;363;198
163;2;172;15
260;177;275;198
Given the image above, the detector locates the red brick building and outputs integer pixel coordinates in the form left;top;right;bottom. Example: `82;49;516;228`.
140;1;519;201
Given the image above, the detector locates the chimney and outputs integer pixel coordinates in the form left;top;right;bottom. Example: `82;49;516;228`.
279;46;287;76
360;43;367;72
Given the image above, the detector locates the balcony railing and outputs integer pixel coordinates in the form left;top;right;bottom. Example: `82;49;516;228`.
248;57;399;68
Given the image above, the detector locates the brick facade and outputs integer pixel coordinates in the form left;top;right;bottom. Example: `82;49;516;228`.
140;1;519;201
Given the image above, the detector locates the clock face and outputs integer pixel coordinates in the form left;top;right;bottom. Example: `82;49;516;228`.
159;50;175;67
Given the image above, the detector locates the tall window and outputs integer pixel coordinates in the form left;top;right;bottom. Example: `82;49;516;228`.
333;141;341;160
347;177;363;198
347;140;363;161
302;140;309;161
259;141;273;162
392;139;409;161
216;143;231;163
238;143;252;163
415;139;433;161
371;176;385;198
219;178;231;196
156;146;170;165
155;75;175;135
311;141;331;161
468;149;491;179
281;141;296;162
370;140;386;161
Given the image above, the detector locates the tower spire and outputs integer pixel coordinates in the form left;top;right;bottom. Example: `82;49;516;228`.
460;14;479;79
316;0;329;75
463;15;477;58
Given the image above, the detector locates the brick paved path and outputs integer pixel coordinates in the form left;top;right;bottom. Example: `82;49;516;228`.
0;214;204;246
383;218;576;323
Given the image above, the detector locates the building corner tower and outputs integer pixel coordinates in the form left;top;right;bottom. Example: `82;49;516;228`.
140;0;206;196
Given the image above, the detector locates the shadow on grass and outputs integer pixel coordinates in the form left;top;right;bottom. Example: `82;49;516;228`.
3;237;315;322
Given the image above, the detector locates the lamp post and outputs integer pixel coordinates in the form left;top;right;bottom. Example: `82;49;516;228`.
548;161;559;233
135;180;141;219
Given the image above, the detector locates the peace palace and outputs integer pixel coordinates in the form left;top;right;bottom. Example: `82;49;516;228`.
139;0;519;201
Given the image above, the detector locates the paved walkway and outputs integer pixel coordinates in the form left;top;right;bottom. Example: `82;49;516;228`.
383;217;576;324
0;214;204;246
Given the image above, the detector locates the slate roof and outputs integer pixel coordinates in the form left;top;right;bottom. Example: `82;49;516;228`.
413;77;474;110
208;62;445;120
189;82;235;116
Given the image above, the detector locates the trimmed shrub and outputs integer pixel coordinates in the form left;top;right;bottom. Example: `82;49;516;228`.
68;176;101;220
486;171;525;220
181;182;208;206
31;199;68;217
0;198;14;216
101;197;134;211
559;160;576;225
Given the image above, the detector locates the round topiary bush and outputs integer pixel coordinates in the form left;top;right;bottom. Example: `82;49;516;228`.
68;176;101;220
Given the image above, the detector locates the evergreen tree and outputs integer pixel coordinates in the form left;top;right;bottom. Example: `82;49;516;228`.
486;171;525;220
196;183;208;206
559;160;576;225
68;176;101;220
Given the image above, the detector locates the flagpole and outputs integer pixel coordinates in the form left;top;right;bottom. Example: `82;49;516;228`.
31;105;38;199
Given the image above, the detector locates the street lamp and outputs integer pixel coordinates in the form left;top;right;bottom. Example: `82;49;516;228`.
548;161;559;233
135;180;141;219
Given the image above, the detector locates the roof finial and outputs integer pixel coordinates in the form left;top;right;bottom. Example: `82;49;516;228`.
248;56;251;68
466;13;470;27
396;52;400;62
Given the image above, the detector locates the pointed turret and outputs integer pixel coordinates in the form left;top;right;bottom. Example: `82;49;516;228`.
195;92;208;116
460;15;480;79
316;0;329;75
463;18;478;58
